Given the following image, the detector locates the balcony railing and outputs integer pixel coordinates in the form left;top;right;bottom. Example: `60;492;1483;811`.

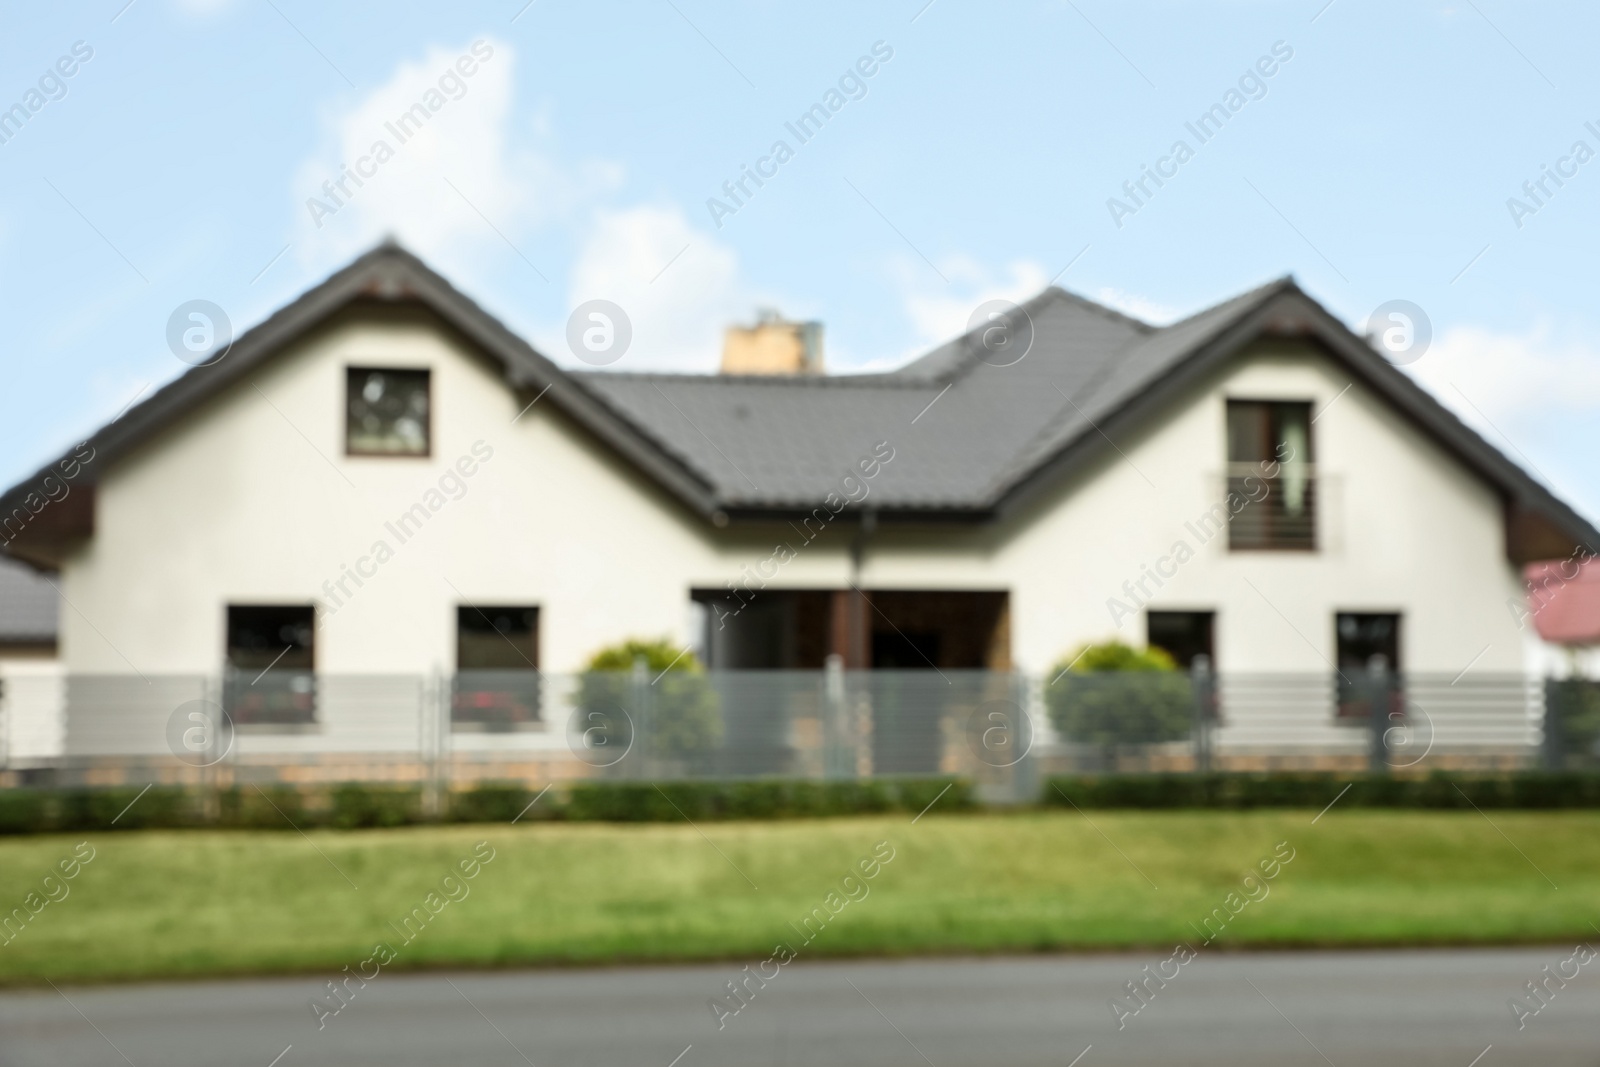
1227;464;1316;550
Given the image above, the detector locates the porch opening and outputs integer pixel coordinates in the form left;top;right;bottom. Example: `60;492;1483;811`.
692;588;1010;670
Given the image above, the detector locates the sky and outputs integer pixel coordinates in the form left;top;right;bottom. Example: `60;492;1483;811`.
2;0;1598;521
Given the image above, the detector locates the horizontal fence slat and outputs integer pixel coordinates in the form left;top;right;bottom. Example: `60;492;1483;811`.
0;669;1586;789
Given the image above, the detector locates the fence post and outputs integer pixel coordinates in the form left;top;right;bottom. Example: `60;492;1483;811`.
631;656;650;782
421;670;444;820
438;670;452;816
1011;668;1037;803
0;674;8;778
1543;677;1564;770
203;674;221;824
1366;656;1391;774
1191;656;1214;775
823;654;846;780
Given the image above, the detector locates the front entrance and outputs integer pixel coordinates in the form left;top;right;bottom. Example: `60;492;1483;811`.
691;588;1011;776
693;588;1010;671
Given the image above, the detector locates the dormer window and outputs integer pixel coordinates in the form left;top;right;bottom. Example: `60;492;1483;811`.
1227;399;1315;550
347;367;430;456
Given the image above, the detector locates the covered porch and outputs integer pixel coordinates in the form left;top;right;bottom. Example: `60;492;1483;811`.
691;588;1011;672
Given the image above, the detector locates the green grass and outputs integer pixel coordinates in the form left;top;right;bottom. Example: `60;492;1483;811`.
1;810;1596;985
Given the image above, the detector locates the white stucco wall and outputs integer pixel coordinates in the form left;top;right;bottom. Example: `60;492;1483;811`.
56;317;1532;679
59;308;861;675
858;340;1529;676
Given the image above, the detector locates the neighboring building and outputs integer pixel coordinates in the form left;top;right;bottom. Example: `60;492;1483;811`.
0;242;1593;684
0;554;61;766
1524;557;1600;678
0;555;56;662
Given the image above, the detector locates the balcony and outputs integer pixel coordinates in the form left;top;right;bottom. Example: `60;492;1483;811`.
1227;463;1317;551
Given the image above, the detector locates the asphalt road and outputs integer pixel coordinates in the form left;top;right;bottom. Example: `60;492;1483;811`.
2;948;1595;1067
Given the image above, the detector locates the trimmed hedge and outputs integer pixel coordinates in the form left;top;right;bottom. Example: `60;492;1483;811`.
448;783;535;823
7;772;1600;835
562;777;968;822
0;777;971;835
1042;771;1600;810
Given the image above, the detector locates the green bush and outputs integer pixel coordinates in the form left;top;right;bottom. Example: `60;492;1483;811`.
220;784;310;829
897;776;975;815
579;639;722;770
329;784;421;829
0;789;50;834
1045;641;1194;748
1042;771;1600;810
811;780;892;816
560;776;968;822
1546;679;1600;762
450;783;535;823
564;782;679;822
14;770;1600;837
57;786;196;831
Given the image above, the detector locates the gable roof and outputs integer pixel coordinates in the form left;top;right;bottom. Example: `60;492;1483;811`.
0;242;722;548
3;242;1595;564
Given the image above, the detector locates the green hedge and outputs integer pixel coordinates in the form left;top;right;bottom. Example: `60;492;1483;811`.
562;777;969;822
0;777;971;835
1042;771;1600;809
8;772;1600;835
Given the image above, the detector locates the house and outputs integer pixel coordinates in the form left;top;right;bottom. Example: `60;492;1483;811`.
0;242;1592;692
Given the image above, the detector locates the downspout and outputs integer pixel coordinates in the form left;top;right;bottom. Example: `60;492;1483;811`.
848;508;878;667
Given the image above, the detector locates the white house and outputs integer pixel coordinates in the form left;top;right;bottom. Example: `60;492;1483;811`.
0;243;1591;692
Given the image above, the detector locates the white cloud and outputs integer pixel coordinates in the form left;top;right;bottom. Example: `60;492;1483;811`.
889;255;1051;368
566;204;752;372
289;38;613;273
1092;287;1179;325
1407;322;1600;431
285;39;766;372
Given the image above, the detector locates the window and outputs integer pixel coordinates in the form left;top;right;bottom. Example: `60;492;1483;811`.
454;606;540;730
226;605;314;671
1227;400;1315;550
457;606;538;669
346;367;430;455
1335;612;1401;719
1147;611;1215;671
225;605;315;725
1336;612;1400;675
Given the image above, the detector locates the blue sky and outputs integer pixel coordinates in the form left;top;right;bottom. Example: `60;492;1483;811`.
3;0;1598;521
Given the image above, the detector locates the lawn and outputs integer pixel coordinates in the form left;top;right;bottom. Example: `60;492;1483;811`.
0;809;1594;985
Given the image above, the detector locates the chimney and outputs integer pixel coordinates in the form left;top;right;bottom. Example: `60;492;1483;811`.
721;310;824;376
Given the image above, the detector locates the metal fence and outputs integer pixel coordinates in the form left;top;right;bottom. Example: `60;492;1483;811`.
0;665;1588;799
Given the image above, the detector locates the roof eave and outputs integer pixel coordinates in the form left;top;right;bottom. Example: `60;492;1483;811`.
0;243;725;529
988;284;1600;560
